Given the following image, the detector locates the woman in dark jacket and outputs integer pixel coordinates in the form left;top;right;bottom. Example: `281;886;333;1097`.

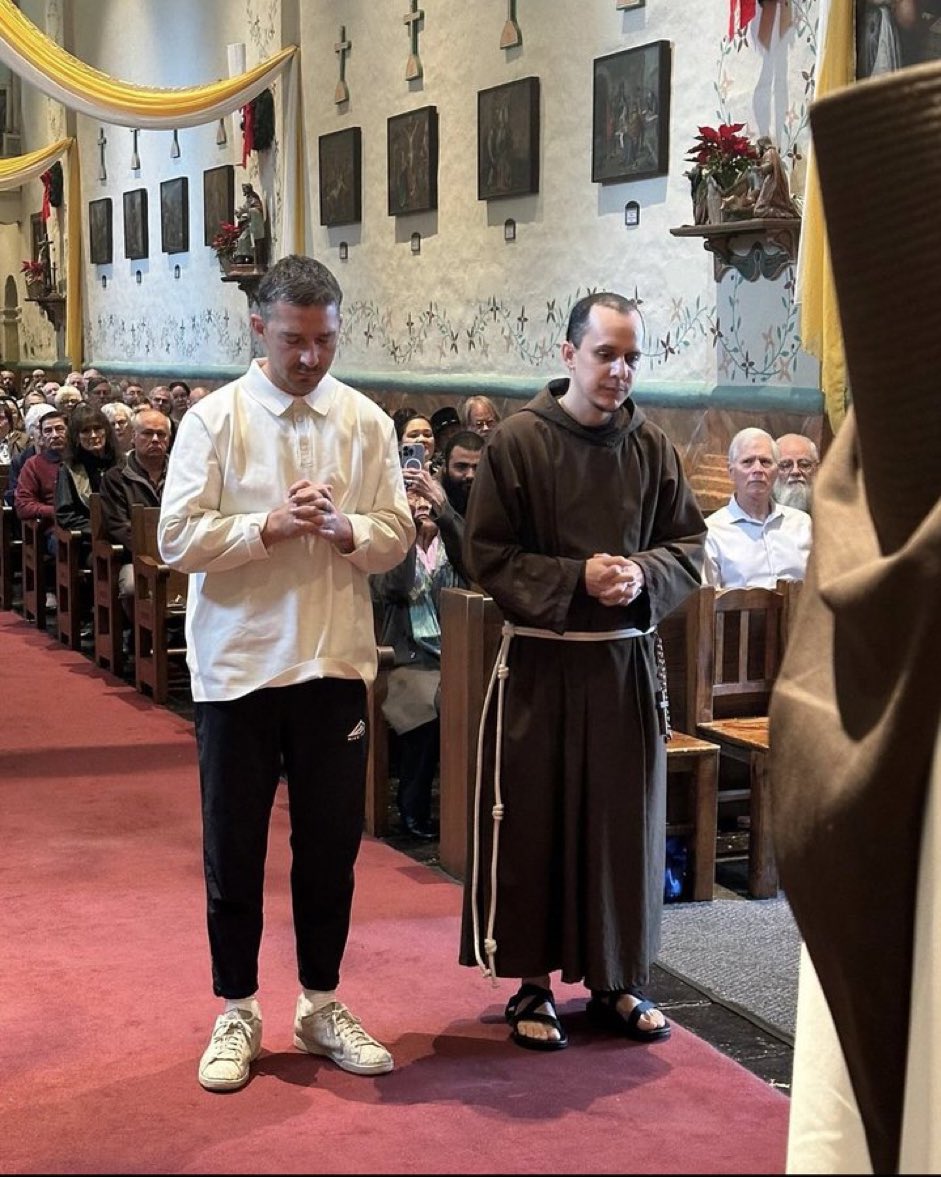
55;402;119;559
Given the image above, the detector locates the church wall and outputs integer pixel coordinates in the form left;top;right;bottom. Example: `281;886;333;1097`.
0;0;824;462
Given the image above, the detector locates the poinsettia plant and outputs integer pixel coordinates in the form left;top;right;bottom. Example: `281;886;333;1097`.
210;221;241;261
686;122;758;191
20;259;45;281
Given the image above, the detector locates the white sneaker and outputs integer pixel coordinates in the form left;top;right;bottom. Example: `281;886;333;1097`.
293;998;394;1075
197;1007;262;1092
45;592;57;611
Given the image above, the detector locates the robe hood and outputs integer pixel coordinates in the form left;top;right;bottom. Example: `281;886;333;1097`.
522;378;647;447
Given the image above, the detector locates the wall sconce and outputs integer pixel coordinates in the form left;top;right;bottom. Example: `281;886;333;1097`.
624;200;640;228
173;264;181;279
504;218;516;242
135;270;142;285
100;274;107;289
410;232;421;254
339;241;349;261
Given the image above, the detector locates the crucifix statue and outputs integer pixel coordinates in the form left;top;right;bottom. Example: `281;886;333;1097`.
500;0;522;49
334;25;351;104
97;126;107;181
403;1;424;82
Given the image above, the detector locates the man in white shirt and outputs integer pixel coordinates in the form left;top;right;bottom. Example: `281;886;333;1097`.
702;427;811;588
159;255;414;1093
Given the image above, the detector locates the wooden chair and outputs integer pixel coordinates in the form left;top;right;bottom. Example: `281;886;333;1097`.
52;522;91;650
363;645;398;837
0;503;22;610
690;580;797;899
89;493;126;677
657;595;721;902
130;503;188;704
20;518;47;629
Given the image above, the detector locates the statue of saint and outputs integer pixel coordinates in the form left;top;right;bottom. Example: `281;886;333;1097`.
753;138;801;219
234;183;268;269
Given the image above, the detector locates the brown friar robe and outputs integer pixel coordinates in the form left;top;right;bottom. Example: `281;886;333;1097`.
458;381;705;989
770;58;941;1176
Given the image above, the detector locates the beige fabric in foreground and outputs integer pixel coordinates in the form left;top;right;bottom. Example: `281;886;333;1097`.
770;55;941;1177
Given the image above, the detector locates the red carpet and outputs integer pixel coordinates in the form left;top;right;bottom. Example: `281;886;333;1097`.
0;613;788;1174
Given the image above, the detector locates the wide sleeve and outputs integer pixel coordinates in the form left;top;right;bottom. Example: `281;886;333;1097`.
629;434;707;627
462;430;584;631
157;410;271;574
336;421;416;576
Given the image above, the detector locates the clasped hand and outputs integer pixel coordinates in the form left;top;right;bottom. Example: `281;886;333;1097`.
262;479;353;552
585;553;645;607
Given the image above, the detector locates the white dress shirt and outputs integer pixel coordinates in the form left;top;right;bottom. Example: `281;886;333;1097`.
158;360;414;701
702;495;812;588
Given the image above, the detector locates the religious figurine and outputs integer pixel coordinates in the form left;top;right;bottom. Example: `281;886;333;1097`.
719;171;757;221
234;183;268;269
752;137;801;220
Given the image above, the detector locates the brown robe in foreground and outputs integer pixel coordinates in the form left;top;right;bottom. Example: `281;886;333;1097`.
459;381;705;988
770;59;941;1175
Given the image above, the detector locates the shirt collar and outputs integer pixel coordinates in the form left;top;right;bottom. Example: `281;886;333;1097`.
242;358;338;418
728;494;785;524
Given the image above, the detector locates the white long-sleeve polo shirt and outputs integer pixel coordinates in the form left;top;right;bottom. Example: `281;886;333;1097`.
158;360;414;701
702;495;812;589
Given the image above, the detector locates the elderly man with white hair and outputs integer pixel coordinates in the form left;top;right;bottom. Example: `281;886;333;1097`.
773;432;819;515
702;426;812;589
4;401;55;507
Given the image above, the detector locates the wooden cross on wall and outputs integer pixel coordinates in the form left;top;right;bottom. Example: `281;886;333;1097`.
403;1;424;81
334;25;351;104
97;126;107;181
501;0;522;49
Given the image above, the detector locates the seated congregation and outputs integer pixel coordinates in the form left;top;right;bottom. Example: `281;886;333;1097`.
1;382;815;901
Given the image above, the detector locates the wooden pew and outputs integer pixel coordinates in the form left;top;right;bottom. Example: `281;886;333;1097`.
690;580;799;899
89;493;126;677
20;518;47;629
437;587;718;900
364;645;396;837
130;503;188;704
0;503;22;610
52;522;91;650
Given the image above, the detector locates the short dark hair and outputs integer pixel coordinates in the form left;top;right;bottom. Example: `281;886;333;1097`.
444;429;485;465
256;255;342;321
566;292;640;347
39;411;65;435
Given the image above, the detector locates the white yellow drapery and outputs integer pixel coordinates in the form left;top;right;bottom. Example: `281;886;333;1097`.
0;0;295;127
0;138;81;365
0;0;303;364
795;0;855;433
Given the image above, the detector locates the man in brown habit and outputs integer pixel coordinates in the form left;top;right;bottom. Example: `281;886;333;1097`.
459;291;706;1050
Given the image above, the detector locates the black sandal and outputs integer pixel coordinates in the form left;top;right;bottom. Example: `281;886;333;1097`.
504;983;569;1052
586;988;671;1042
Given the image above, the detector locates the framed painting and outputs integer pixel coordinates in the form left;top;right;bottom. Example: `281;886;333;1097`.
387;105;438;216
318;127;362;226
477;76;540;201
123;188;148;260
202;164;235;246
856;0;941;78
592;40;671;184
88;197;113;265
160;176;189;254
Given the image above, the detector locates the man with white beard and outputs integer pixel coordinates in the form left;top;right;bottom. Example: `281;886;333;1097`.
774;433;819;515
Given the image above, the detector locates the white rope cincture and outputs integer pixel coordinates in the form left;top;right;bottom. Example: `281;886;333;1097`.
470;620;652;984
